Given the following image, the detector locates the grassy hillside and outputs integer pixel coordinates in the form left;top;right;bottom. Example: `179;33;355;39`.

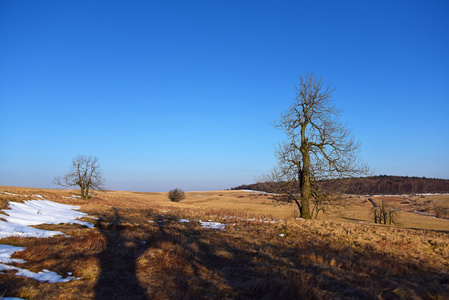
0;186;448;299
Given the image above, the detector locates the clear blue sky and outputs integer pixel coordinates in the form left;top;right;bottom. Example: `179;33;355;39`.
1;0;448;192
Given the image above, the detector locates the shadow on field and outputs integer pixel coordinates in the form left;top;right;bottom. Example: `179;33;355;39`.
341;216;368;222
94;208;148;300
93;208;449;300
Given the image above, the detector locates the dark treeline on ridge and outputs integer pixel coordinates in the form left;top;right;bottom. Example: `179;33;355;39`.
232;175;449;195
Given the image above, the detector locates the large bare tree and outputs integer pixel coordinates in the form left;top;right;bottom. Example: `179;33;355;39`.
54;155;105;199
263;71;369;219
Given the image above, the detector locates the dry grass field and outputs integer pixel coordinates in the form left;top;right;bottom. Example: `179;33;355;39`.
0;186;448;299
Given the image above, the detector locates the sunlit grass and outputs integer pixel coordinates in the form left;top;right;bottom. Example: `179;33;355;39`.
0;186;448;299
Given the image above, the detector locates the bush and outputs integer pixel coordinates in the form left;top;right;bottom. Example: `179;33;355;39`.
434;205;449;218
168;188;186;202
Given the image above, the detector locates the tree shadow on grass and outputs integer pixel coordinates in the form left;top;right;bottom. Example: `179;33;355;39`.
138;217;370;299
144;218;449;299
92;209;449;299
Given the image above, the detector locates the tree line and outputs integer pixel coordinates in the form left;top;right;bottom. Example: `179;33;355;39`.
232;175;449;195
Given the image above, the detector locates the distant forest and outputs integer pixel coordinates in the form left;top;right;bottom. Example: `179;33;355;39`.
232;175;449;195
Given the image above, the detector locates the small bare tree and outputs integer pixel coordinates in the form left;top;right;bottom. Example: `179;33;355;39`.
54;155;105;199
371;199;398;225
260;71;369;219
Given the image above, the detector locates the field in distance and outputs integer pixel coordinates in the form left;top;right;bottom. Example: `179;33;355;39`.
0;186;448;299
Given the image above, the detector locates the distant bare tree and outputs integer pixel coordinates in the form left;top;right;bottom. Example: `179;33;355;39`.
54;155;105;199
260;71;369;219
371;199;398;225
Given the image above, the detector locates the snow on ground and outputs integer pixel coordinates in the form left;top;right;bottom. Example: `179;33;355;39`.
0;220;64;239
1;200;94;235
0;245;26;264
198;220;226;230
0;198;92;283
175;218;225;229
174;216;280;229
0;262;78;283
61;195;82;199
240;190;277;195
0;191;20;196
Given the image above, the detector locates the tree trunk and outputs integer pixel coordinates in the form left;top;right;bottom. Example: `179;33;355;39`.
300;150;311;219
80;185;87;199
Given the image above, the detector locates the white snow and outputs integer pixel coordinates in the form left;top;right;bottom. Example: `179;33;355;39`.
240;190;278;195
0;244;80;283
0;245;26;264
0;200;94;238
179;219;190;223
0;220;64;239
0;198;92;284
0;263;78;283
198;220;226;230
0;191;20;196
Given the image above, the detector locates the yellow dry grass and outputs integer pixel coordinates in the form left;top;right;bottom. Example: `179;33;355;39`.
0;186;448;299
2;186;448;231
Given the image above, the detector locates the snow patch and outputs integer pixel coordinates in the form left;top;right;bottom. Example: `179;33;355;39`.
0;199;93;284
0;244;79;283
0;220;64;239
1;200;94;236
0;191;20;196
240;190;278;195
0;245;26;264
198;220;226;230
0;264;79;282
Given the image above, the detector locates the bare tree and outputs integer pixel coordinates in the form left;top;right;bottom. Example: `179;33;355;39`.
371;199;398;225
261;71;369;219
54;155;105;199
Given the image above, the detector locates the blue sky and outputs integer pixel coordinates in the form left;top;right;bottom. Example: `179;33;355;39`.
1;0;448;192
